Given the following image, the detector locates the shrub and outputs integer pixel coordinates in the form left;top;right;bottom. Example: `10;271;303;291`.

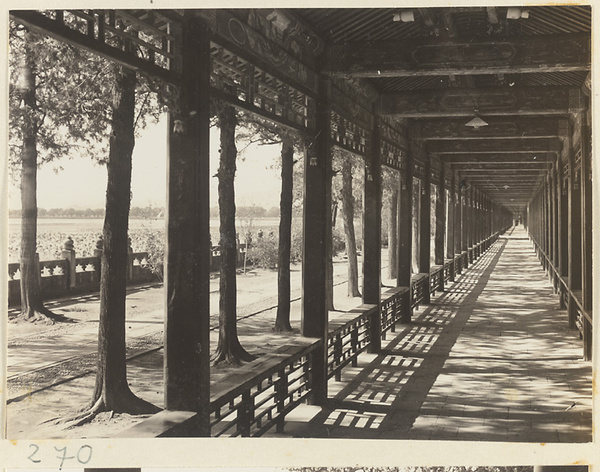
332;227;346;256
137;225;165;281
290;218;303;263
248;234;278;269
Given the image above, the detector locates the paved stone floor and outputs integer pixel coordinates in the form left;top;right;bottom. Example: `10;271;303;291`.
279;227;592;442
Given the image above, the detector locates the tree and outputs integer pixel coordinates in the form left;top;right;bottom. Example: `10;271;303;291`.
11;20;160;420
326;198;335;311
274;132;296;332
383;168;399;279
334;151;362;298
10;21;122;323
237;117;300;331
9;26;109;323
83;66;160;419
12;28;60;323
212;105;255;364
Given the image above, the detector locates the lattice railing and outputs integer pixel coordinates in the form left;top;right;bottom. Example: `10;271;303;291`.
381;287;409;337
429;267;443;295
443;260;453;282
210;343;318;437
411;274;429;308
327;305;374;381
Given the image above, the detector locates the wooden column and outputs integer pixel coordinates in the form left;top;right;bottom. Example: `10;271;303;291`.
471;189;477;254
480;194;485;247
552;162;559;289
559;152;569;279
485;195;491;241
460;184;468;268
567;115;581;330
482;195;487;239
580;97;592;360
489;196;493;238
398;127;414;322
467;185;473;263
490;199;494;236
473;188;482;257
419;152;431;303
301;73;332;404
552;161;560;270
558;121;570;281
447;167;455;281
483;194;488;241
435;165;446;267
363;119;382;353
454;171;462;271
165;15;211;434
436;166;445;290
547;178;552;259
480;193;485;245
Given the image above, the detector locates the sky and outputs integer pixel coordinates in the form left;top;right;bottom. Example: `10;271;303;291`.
8;117;285;212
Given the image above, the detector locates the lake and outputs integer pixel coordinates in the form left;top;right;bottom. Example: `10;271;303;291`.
8;217;283;236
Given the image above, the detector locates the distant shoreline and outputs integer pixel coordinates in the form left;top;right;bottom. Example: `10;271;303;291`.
8;216;285;236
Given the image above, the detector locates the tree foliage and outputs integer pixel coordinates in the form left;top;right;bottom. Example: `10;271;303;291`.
9;24;111;174
9;21;161;175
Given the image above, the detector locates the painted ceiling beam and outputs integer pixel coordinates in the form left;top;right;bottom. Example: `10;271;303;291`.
377;86;583;117
419;117;566;140
442;153;555;163
451;162;550;169
327;34;590;78
427;138;562;154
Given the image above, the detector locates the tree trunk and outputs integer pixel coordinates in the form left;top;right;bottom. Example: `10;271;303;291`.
388;186;399;279
88;67;158;416
17;29;62;323
213;105;255;364
340;157;361;297
326;201;335;311
274;135;294;332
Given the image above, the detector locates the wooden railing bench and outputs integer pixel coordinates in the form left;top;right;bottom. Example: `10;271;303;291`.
114;410;199;438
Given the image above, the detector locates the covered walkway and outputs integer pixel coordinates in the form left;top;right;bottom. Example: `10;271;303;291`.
278;226;591;441
8;6;593;440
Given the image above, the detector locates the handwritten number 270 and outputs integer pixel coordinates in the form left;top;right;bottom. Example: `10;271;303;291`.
28;444;92;466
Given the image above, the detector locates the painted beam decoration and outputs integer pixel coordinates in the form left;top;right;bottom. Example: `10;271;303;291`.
444;163;453;189
379;117;408;171
427;138;563;154
327;34;590;78
430;157;442;186
440;153;556;164
330;110;369;155
198;10;318;95
412;141;427;181
377;87;579;118
419;117;563;140
192;10;323;131
328;77;376;156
